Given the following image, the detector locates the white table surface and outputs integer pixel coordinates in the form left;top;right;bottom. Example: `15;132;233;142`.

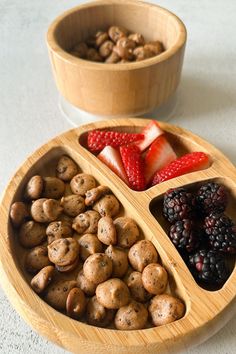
0;0;236;353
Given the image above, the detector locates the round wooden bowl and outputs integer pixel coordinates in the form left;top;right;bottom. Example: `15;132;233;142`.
0;119;236;354
47;0;187;117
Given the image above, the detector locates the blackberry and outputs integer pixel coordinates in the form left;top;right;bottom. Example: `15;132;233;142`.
163;188;196;223
204;212;236;254
189;249;228;285
196;182;227;215
169;219;199;253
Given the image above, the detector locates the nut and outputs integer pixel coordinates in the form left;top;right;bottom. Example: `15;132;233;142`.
108;26;128;43
10;201;29;227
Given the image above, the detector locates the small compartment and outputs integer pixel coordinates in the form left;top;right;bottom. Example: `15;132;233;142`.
149;177;236;291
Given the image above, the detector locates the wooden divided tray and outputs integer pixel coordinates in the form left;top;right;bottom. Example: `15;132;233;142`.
0;118;236;354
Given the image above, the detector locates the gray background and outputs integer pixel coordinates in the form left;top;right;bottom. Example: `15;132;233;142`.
0;0;236;353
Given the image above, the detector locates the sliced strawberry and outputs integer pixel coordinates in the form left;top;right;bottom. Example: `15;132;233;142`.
97;146;129;185
120;145;146;191
144;136;177;184
151;152;210;185
87;130;144;152
135;120;164;152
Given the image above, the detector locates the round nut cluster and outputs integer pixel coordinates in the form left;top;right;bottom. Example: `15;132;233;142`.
70;25;164;63
10;154;184;330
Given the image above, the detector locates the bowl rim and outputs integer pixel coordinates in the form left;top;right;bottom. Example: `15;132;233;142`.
46;0;187;71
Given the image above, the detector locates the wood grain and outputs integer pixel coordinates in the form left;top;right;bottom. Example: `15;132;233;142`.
0;118;236;354
47;0;187;117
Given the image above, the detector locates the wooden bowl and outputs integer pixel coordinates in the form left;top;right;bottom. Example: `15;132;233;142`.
0;118;236;354
47;0;187;117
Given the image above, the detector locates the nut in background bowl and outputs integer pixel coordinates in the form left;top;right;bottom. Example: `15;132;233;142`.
46;0;187;117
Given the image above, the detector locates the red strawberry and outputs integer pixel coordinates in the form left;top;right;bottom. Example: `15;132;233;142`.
97;146;129;185
144;136;177;184
88;130;144;152
151;152;210;185
120;145;146;191
135;120;163;151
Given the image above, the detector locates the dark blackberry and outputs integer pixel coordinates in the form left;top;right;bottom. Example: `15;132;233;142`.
188;249;229;285
204;212;236;254
163;188;196;223
169;219;199;253
196;182;227;215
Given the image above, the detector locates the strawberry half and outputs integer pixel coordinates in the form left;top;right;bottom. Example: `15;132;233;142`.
144;135;177;184
120;145;146;191
88;130;144;152
151;152;210;185
135;120;164;152
97;146;129;185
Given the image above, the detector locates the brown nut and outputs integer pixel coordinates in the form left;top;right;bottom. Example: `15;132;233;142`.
148;294;185;326
19;221;47;248
56;155;79;181
48;237;79;267
114;301;148;330
42;177;65;199
30;265;54;294
77;269;97;296
72;210;100;234
133;46;155;61
25;245;51;273
70;173;96;196
142;263;168;295
99;40;114;58
97;216;117;245
85;186;110;207
46;220;73;244
44;280;77;310
124;271;152;303
105;51;120;63
72;42;88;59
56;258;79;273
128;33;145;46
114;217;139;248
108;26;128;43
83;253;112;285
78;233;103;261
113;37;136;60
96;278;130;309
61;194;85;217
93;194;120;218
145;40;164;55
95;31;109;47
10;202;30;227
105;245;128;278
86;48;103;62
66;287;86;319
128;240;158;272
86;296;115;327
24;175;44;200
31;198;63;223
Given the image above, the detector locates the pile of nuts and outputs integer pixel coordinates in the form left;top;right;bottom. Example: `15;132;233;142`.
70;25;164;63
10;155;184;330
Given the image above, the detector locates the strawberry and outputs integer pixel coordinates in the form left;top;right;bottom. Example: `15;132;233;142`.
97;146;129;185
151;152;210;185
88;130;144;152
144;135;177;184
135;120;164;151
120;145;146;191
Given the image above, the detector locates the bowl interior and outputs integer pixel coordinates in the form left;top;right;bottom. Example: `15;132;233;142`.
53;1;184;53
